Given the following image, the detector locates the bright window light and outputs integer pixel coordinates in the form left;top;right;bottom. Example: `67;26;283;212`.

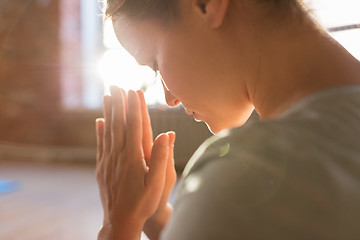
306;0;360;60
305;0;360;28
331;29;360;60
97;21;165;105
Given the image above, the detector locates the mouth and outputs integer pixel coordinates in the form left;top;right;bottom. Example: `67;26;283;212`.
187;111;202;122
183;106;202;122
185;110;195;116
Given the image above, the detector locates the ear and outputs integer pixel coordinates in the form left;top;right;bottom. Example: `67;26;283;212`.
193;0;229;29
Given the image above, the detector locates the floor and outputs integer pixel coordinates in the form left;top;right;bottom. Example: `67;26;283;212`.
0;160;150;240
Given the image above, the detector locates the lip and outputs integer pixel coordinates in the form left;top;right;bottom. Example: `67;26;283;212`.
183;106;194;116
190;111;202;122
186;110;195;116
184;106;202;121
193;115;202;122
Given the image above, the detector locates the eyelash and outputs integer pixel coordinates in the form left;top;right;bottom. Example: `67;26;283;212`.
152;61;159;73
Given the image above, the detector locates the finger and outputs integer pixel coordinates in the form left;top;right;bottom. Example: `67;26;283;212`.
165;131;177;194
126;90;143;155
110;86;126;152
96;118;105;163
167;131;176;178
146;134;169;193
103;95;113;154
120;88;128;117
167;131;176;158
137;90;153;164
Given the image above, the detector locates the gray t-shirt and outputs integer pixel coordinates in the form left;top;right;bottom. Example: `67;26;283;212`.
162;86;360;240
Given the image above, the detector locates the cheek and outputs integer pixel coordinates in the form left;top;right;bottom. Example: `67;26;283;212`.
160;55;207;98
158;35;217;107
159;58;189;98
158;37;202;92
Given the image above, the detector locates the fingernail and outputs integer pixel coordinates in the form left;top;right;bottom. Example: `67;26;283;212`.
96;118;103;123
166;131;176;145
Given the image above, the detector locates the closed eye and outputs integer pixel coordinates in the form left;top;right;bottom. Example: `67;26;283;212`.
152;61;160;76
136;59;159;75
151;60;158;71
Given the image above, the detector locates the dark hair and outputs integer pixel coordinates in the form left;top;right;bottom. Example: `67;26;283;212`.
104;0;304;22
104;0;179;22
255;0;305;19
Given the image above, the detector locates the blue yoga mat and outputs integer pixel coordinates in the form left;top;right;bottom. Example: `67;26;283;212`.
0;179;19;194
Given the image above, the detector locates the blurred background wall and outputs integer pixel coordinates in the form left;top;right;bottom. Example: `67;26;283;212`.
0;0;212;171
0;0;101;161
0;0;64;145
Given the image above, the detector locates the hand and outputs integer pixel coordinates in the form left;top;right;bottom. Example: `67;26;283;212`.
137;89;177;240
136;90;177;220
95;87;175;239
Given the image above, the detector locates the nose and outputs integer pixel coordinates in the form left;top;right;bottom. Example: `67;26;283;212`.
162;81;180;107
165;90;180;107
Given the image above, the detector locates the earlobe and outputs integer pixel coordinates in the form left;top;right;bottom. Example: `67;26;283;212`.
194;0;229;29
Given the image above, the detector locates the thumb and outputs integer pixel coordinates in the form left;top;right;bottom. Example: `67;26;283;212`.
145;133;169;191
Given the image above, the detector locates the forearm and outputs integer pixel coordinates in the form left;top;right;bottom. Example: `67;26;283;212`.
143;203;173;240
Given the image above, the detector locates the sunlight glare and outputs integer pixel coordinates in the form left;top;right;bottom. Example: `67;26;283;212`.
306;0;360;28
98;49;153;91
331;29;360;60
306;0;360;60
98;21;165;105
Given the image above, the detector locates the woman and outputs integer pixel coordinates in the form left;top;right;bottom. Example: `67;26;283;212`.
95;0;360;239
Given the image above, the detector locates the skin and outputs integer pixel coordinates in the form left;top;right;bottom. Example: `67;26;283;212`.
96;88;176;240
96;0;360;239
112;4;255;134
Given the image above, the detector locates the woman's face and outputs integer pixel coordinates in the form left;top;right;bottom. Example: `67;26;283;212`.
112;14;254;133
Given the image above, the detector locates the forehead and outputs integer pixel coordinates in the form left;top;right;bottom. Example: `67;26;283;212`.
112;17;164;62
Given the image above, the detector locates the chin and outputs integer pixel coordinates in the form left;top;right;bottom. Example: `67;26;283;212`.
206;119;247;135
205;122;224;135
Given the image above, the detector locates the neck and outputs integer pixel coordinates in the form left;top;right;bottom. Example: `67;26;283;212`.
236;14;360;119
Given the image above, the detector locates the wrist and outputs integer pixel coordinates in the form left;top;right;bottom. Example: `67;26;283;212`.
98;219;145;240
146;203;173;224
143;203;173;240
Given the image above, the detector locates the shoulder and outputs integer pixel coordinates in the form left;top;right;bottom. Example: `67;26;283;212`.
162;122;290;239
182;120;289;179
161;87;360;239
182;85;360;187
